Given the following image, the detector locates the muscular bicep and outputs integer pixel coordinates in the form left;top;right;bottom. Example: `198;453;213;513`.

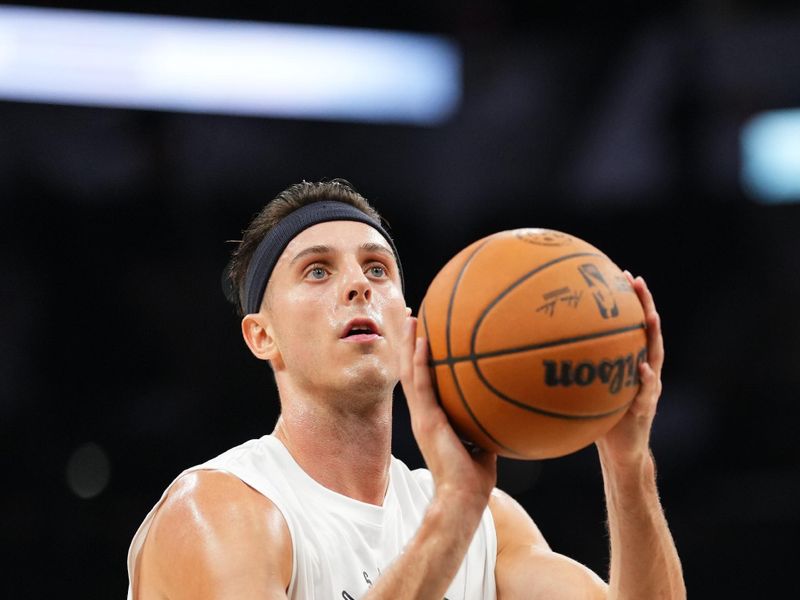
134;470;292;600
489;489;608;600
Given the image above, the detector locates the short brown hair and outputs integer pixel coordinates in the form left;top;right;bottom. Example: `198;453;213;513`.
227;179;383;316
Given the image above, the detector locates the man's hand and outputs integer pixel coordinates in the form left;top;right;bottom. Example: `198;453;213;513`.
595;272;664;467
399;316;497;506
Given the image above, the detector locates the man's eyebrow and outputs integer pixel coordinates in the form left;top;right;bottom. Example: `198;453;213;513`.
288;242;395;267
289;245;332;266
360;242;395;260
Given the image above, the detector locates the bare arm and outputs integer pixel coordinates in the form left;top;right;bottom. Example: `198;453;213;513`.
597;449;684;599
363;492;489;598
594;274;685;599
491;489;608;600
362;317;497;599
132;470;292;600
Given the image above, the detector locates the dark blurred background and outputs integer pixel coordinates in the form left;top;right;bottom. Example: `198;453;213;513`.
2;1;799;597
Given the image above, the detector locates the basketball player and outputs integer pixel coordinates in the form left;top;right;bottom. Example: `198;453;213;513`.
127;180;685;599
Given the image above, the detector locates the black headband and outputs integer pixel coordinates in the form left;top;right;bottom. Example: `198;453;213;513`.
242;201;404;315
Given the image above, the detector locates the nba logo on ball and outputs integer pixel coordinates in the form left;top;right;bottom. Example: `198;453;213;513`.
419;229;647;460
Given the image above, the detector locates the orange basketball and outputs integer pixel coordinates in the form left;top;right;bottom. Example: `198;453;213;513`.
419;228;647;460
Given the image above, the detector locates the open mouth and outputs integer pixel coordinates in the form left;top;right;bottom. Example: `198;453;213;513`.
341;319;381;341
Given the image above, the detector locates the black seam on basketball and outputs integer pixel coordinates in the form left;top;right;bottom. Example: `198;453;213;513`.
431;323;645;366
443;364;520;455
445;239;492;361
442;238;519;455
419;303;442;408
469;251;601;360
420;302;432;346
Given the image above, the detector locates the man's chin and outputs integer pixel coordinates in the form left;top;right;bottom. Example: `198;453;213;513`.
339;359;396;397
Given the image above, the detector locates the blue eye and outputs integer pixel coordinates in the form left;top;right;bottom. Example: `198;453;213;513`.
308;267;327;280
369;265;386;278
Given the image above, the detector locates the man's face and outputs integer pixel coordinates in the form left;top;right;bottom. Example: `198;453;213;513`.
262;220;408;400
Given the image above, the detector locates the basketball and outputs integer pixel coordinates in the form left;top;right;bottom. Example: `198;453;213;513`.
419;228;647;460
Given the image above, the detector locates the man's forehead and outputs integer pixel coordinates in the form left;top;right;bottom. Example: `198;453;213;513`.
280;221;391;262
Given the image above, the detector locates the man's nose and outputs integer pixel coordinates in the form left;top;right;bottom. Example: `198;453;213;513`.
347;286;371;302
343;265;372;303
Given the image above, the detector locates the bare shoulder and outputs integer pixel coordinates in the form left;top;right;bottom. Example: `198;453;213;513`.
135;470;291;600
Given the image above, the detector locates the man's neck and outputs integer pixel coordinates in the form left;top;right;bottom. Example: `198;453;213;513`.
272;385;393;506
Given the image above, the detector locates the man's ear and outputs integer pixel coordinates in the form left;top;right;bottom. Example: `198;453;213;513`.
241;313;281;364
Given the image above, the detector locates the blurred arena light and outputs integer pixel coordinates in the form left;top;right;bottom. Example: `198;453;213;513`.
66;442;111;499
741;109;800;203
0;5;460;124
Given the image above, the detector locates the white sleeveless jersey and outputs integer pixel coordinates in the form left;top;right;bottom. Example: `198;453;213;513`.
127;434;497;599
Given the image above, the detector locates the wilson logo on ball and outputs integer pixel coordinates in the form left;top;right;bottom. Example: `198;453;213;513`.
542;348;646;394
